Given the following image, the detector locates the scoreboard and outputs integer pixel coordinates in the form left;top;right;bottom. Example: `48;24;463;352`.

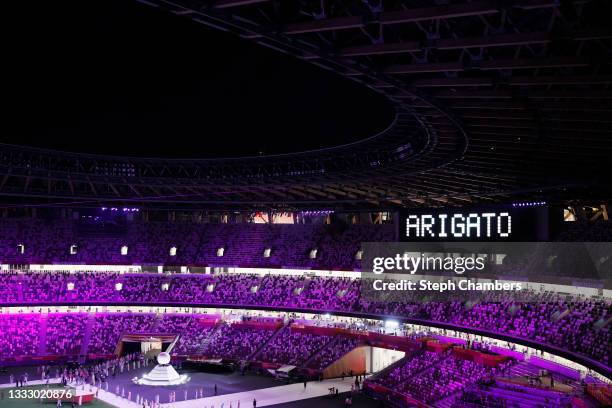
398;204;553;242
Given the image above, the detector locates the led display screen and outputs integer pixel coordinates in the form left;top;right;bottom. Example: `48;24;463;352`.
398;204;552;242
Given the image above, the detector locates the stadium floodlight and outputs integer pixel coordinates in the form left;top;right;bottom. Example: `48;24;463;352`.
512;201;547;207
385;320;399;329
301;210;334;216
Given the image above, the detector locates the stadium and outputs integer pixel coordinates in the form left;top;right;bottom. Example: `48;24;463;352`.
0;0;611;407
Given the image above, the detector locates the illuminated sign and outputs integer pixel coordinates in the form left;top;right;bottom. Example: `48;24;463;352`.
399;205;550;242
405;212;511;239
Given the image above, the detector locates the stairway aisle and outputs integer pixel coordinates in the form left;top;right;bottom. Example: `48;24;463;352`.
38;314;48;355
16;274;24;302
249;323;288;361
434;391;463;408
80;312;96;357
196;324;222;355
368;354;410;382
301;335;336;368
147;313;164;333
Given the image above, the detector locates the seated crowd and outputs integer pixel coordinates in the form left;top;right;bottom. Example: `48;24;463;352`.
307;336;360;370
371;351;447;388
46;314;88;356
0;270;608;366
0;309;607;408
0;219;395;269
167;316;217;355
257;327;333;365
0;312;363;373
0;314;40;358
199;324;276;360
378;351;509;404
89;313;157;354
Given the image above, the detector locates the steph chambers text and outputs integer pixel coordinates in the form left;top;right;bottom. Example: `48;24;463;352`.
371;279;522;293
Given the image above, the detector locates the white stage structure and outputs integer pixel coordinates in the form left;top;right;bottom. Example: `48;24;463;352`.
133;352;190;386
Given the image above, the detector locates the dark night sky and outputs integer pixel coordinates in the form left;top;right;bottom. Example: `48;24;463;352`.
1;0;393;158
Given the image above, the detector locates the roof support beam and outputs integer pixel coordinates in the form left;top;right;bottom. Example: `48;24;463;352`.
412;77;493;87
339;41;421;57
432;89;612;99
435;32;551;50
212;0;270;8
380;1;500;25
480;57;591;70
385;57;593;74
508;75;612;85
283;16;364;35
334;32;550;58
282;1;558;35
385;62;463;74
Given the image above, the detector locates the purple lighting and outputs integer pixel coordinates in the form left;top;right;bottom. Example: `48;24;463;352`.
300;210;334;216
511;201;547;208
121;207;139;212
0;270;608;368
101;206;138;212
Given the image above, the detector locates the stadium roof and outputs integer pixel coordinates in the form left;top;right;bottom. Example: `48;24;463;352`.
1;0;611;211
